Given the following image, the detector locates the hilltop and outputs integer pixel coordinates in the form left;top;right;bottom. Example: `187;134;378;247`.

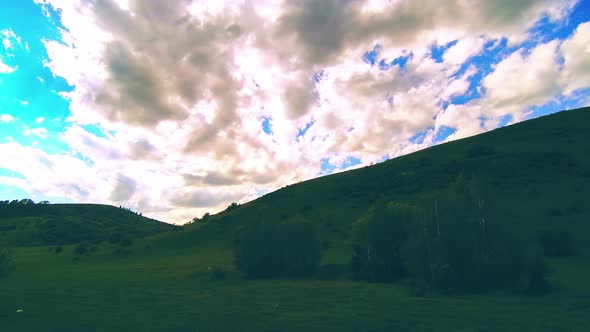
0;202;175;246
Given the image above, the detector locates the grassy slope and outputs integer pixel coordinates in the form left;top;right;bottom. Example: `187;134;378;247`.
1;107;590;331
0;203;176;246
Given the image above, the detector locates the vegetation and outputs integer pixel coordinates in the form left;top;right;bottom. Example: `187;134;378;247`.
351;200;414;282
539;228;575;257
0;203;175;247
351;177;547;295
234;218;321;278
0;248;13;278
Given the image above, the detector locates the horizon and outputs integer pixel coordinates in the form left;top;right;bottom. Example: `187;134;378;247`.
1;0;589;224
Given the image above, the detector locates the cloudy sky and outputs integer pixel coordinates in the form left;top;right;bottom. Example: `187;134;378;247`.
0;0;589;224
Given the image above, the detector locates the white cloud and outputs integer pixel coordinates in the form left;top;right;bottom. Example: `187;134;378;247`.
0;57;16;73
444;37;486;66
19;0;581;223
30;128;49;139
35;117;44;123
561;21;590;95
0;114;14;122
482;40;561;117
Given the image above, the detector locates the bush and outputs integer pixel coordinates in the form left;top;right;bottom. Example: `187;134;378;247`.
539;229;574;257
112;248;131;255
74;242;90;255
234;218;321;279
352;177;548;294
54;246;63;254
351;200;415;282
210;267;226;281
526;256;550;296
400;178;534;293
0;249;14;278
109;233;134;247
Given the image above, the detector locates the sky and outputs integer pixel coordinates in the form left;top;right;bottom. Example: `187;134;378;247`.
0;0;589;224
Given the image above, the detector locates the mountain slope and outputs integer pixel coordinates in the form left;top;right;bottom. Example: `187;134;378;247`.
185;106;590;257
0;203;176;246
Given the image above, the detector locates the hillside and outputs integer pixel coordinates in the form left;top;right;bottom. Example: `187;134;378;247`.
0;203;176;246
192;106;590;257
1;107;589;332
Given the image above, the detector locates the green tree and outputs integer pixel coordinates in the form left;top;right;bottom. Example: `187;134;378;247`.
0;249;14;278
352;200;417;282
402;176;538;293
234;218;321;278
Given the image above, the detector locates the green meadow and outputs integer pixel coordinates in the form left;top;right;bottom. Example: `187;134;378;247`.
1;107;590;331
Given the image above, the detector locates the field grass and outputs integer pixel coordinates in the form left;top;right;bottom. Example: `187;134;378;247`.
1;107;590;331
1;239;589;332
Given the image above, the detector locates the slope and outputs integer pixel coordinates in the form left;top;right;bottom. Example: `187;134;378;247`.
0;203;176;246
185;106;590;258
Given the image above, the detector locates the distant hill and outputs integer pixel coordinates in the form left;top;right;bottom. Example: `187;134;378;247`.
0;203;176;246
188;106;590;257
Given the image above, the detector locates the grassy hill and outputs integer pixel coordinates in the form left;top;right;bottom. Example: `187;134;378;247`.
1;107;589;332
0;203;176;246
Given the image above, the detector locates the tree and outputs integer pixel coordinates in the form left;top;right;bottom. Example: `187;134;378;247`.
0;249;14;278
352;200;417;282
539;228;574;257
402;176;537;293
234;218;321;278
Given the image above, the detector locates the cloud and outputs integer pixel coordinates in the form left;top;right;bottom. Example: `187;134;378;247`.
0;114;14;122
444;37;486;66
30;128;49;139
0;57;16;73
560;22;590;95
16;0;583;223
482;40;561;117
170;188;244;208
183;171;240;186
110;174;137;202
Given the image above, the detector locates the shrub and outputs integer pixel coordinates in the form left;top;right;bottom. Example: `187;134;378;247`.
234;218;321;278
112;248;131;255
74;242;90;255
54;246;63;254
0;249;14;278
351;200;415;282
400;178;533;293
210;267;226;281
539;229;574;257
109;233;134;247
526;256;550;296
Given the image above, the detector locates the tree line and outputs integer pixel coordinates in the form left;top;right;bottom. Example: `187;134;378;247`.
232;176;569;295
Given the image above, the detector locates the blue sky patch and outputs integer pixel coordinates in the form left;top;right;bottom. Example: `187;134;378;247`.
340;156;361;170
527;87;590;119
409;126;433;144
430;40;458;63
0;168;26;179
296;119;315;141
261;117;272;135
0;1;72;155
433;126;456;143
319;158;337;175
362;44;382;66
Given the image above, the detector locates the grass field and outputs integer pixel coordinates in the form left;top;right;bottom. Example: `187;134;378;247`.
1;107;590;331
1;238;589;331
